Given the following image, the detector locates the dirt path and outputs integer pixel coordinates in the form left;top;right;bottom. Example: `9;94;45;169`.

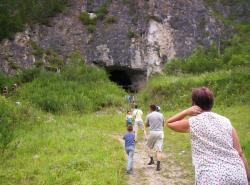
115;136;193;185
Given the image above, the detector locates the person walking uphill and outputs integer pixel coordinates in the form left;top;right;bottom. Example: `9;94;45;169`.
126;110;133;126
132;105;147;141
145;105;165;171
123;125;135;174
167;87;250;185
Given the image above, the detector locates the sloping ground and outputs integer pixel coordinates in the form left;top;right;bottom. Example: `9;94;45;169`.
115;135;193;185
127;140;192;185
0;113;127;185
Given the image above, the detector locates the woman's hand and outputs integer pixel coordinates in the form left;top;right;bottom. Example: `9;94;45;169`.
184;106;202;116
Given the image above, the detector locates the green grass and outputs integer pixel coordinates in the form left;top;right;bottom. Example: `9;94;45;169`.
0;112;127;185
0;53;128;184
138;67;250;111
0;55;126;114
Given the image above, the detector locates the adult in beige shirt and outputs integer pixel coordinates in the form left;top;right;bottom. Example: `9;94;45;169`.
132;105;147;141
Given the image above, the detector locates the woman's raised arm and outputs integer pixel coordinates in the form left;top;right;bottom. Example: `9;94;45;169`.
232;128;250;183
166;106;202;133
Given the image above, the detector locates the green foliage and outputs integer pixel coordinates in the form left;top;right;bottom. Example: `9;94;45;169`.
0;0;69;40
0;72;16;90
165;22;250;75
30;42;64;68
95;4;109;20
138;67;250;111
8;61;19;70
14;63;125;114
0;97;16;152
165;46;223;74
104;16;118;25
45;49;64;68
79;12;96;26
204;0;250;21
30;41;45;57
128;31;138;38
34;60;44;68
79;4;109;33
87;25;96;33
17;68;41;83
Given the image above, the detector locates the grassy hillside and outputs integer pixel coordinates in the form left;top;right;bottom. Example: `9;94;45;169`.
0;60;127;184
1;60;126;114
0;101;126;184
138;67;250;111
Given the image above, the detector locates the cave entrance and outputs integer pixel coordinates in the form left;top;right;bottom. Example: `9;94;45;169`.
107;67;146;92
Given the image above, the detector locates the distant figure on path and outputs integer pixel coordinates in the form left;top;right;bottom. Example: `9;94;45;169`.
123;125;135;174
12;83;17;92
145;105;165;171
126;110;133;126
127;95;132;104
167;87;250;184
2;86;8;97
156;105;161;112
132;105;147;141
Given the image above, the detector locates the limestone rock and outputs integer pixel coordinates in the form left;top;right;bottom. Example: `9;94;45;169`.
0;0;237;89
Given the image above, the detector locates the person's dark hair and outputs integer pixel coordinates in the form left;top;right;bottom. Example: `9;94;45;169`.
127;110;130;113
150;104;157;111
192;87;214;111
127;125;133;132
134;105;138;109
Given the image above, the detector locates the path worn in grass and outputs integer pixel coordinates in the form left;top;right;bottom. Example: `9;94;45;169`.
115;136;193;185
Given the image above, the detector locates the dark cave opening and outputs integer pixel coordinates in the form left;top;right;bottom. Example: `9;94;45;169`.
109;70;132;91
107;67;146;92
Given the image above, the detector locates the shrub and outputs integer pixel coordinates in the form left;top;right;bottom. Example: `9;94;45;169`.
35;60;45;68
164;46;223;74
0;0;69;40
0;97;17;153
87;25;96;33
9;61;19;70
18;68;41;83
15;60;126;114
104;16;118;25
0;73;14;90
80;12;96;26
31;41;45;57
95;4;109;20
128;31;138;38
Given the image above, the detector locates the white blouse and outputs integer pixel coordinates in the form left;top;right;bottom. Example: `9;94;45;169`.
189;112;248;185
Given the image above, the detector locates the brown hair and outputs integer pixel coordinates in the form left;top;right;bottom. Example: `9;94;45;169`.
150;104;157;111
127;125;133;132
192;87;214;111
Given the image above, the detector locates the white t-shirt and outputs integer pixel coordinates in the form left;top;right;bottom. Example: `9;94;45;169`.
132;109;143;122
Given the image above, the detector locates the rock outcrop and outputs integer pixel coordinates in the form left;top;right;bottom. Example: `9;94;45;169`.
0;0;230;90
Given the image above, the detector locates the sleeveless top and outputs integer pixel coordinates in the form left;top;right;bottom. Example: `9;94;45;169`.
189;112;248;185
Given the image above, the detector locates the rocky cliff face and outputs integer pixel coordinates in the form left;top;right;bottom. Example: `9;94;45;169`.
0;0;229;90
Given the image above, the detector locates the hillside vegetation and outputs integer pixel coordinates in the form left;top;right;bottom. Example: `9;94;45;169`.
0;0;69;40
0;56;127;184
1;57;125;114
